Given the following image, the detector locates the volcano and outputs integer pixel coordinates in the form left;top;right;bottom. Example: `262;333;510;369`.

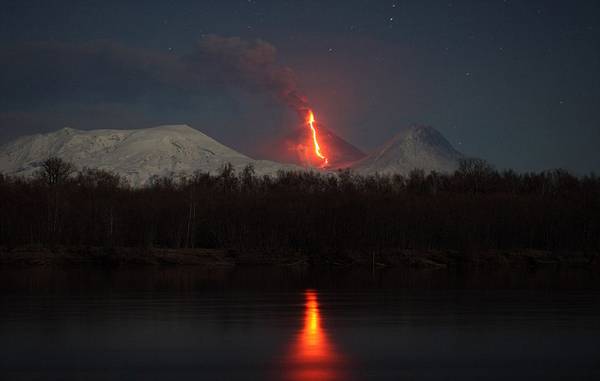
272;126;366;169
351;125;464;175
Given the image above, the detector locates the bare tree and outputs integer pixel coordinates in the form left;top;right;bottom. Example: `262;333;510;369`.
37;157;75;238
40;157;75;185
1;162;598;258
457;158;495;193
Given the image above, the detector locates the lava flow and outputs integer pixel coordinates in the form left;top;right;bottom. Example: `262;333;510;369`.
306;110;328;167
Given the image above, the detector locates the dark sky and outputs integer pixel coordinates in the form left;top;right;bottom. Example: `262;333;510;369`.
1;0;599;172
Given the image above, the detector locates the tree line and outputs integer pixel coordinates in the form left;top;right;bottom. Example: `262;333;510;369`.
0;157;598;261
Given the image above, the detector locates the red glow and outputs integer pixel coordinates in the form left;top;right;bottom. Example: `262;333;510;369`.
282;290;345;381
306;110;328;167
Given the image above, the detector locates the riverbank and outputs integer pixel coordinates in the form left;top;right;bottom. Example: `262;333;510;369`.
1;246;598;270
0;246;234;267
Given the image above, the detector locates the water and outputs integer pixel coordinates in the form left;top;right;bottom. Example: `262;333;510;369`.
1;267;600;380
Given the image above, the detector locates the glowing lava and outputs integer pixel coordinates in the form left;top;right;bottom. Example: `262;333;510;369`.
306;110;328;167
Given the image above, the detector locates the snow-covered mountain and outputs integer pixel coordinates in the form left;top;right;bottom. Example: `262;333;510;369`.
351;125;464;175
0;124;469;184
0;125;301;185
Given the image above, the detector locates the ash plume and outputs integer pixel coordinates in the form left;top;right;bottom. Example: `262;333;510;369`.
186;35;311;117
0;35;312;134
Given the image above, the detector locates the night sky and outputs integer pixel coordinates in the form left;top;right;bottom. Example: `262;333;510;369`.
1;0;599;173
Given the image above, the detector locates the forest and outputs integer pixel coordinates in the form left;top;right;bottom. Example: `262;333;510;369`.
0;157;599;264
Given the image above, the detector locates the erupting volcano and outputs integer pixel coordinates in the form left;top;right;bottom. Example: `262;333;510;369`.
268;112;366;169
306;110;328;167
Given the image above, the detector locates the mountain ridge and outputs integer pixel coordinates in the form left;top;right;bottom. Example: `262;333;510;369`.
0;124;466;185
0;125;301;185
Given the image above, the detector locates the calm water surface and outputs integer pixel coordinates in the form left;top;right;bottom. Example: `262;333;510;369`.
1;267;599;380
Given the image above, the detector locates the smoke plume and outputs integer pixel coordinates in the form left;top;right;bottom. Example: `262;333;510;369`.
0;35;311;120
186;35;310;117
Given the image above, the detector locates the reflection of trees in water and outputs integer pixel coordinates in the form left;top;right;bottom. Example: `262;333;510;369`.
1;266;595;293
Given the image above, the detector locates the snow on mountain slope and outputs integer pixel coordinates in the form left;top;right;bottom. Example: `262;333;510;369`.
0;125;301;185
351;125;464;175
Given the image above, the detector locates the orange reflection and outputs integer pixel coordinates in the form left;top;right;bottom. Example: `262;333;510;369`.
283;290;346;381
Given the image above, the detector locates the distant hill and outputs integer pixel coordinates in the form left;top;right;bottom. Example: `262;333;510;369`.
351;125;464;175
0;125;300;186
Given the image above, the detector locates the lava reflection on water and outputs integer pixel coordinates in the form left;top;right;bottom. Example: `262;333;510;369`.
282;290;345;381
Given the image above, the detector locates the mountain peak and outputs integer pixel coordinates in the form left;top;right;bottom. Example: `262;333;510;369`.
57;127;78;134
147;124;197;132
351;125;463;175
266;126;366;169
390;124;451;145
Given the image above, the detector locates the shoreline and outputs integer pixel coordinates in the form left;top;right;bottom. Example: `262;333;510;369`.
1;246;597;270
